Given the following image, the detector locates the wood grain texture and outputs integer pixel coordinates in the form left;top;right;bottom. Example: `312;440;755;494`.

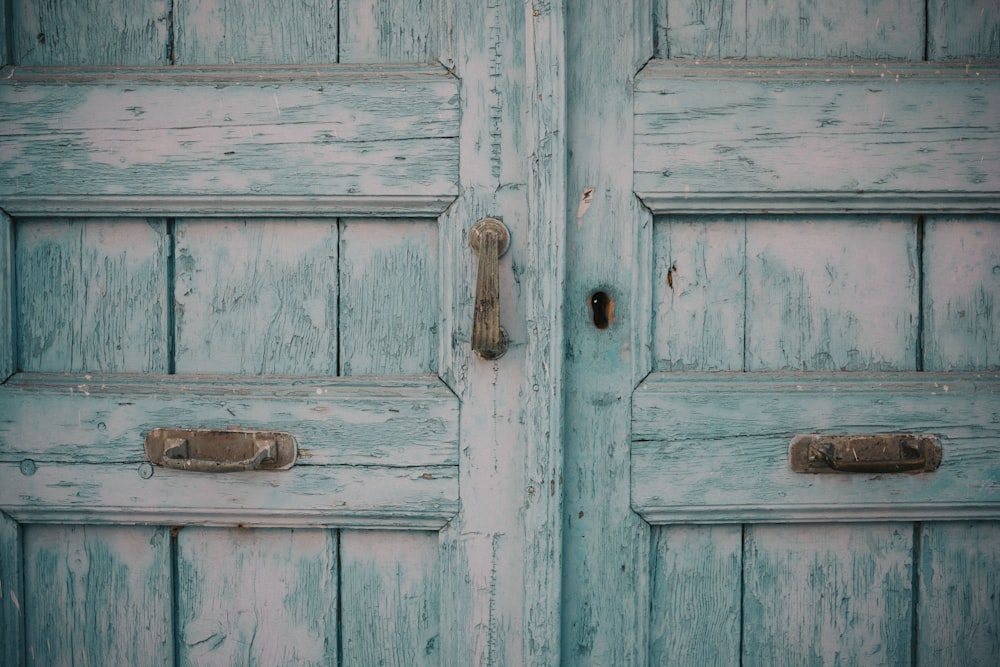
0;67;459;209
340;220;438;375
340;530;440;666
0;374;459;526
433;0;566;663
655;0;747;59
653;215;746;370
23;525;173;666
917;521;1000;666
10;0;170;65
632;373;1000;523
16;219;169;373
657;0;923;59
177;527;337;666
562;2;653;665
340;0;440;64
746;217;918;371
923;216;1000;371
0;212;13;380
1;462;457;528
0;512;23;667
174;0;338;65
929;0;1000;60
174;219;338;375
634;64;1000;213
0;373;458;465
747;0;924;60
743;523;913;665
649;525;741;663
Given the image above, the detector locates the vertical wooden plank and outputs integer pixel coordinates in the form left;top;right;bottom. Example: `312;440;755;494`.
658;0;748;59
17;219;169;373
174;0;338;65
0;212;13;380
746;0;924;59
11;0;170;65
746;217;918;371
653;216;745;370
743;523;914;665
174;219;338;375
436;0;566;663
339;0;440;63
923;216;1000;371
917;522;1000;667
563;1;653;665
0;512;23;667
340;220;438;376
929;0;1000;60
23;525;172;666
340;531;440;666
649;525;741;663
176;527;337;667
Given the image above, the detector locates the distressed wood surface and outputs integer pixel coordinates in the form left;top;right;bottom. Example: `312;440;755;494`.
0;512;23;667
339;220;438;376
656;0;923;59
433;0;566;663
746;217;918;371
177;527;337;666
340;0;440;64
341;531;440;666
562;2;653;665
654;0;746;59
16;219;169;373
174;219;339;375
917;521;1000;666
174;0;338;65
743;524;914;665
1;462;457;528
632;373;1000;523
923;216;1000;371
23;525;173;666
0;212;12;380
0;67;459;213
10;0;170;65
649;525;742;663
653;215;746;370
0;374;458;465
635;64;1000;213
929;0;1000;60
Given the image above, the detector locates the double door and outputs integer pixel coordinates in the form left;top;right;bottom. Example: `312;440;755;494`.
1;1;998;664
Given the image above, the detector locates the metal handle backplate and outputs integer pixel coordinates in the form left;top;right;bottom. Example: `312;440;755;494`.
145;428;297;472
789;433;942;474
470;217;510;360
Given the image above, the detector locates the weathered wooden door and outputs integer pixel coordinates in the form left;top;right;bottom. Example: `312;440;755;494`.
3;2;999;666
0;1;562;665
563;2;1000;666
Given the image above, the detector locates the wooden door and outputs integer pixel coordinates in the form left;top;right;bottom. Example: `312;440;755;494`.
0;2;563;665
564;2;999;666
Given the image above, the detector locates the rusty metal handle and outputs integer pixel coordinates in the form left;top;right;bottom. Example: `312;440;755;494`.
469;218;510;360
145;428;297;472
789;434;942;474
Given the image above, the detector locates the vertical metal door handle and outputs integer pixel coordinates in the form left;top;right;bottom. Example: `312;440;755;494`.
469;217;510;360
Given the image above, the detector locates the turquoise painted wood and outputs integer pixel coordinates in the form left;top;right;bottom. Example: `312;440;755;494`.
176;527;338;665
1;1;564;665
0;66;459;217
23;525;173;665
2;1;999;665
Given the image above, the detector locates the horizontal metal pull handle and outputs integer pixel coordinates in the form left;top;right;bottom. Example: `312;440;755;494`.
145;428;296;472
789;433;942;474
470;217;510;360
